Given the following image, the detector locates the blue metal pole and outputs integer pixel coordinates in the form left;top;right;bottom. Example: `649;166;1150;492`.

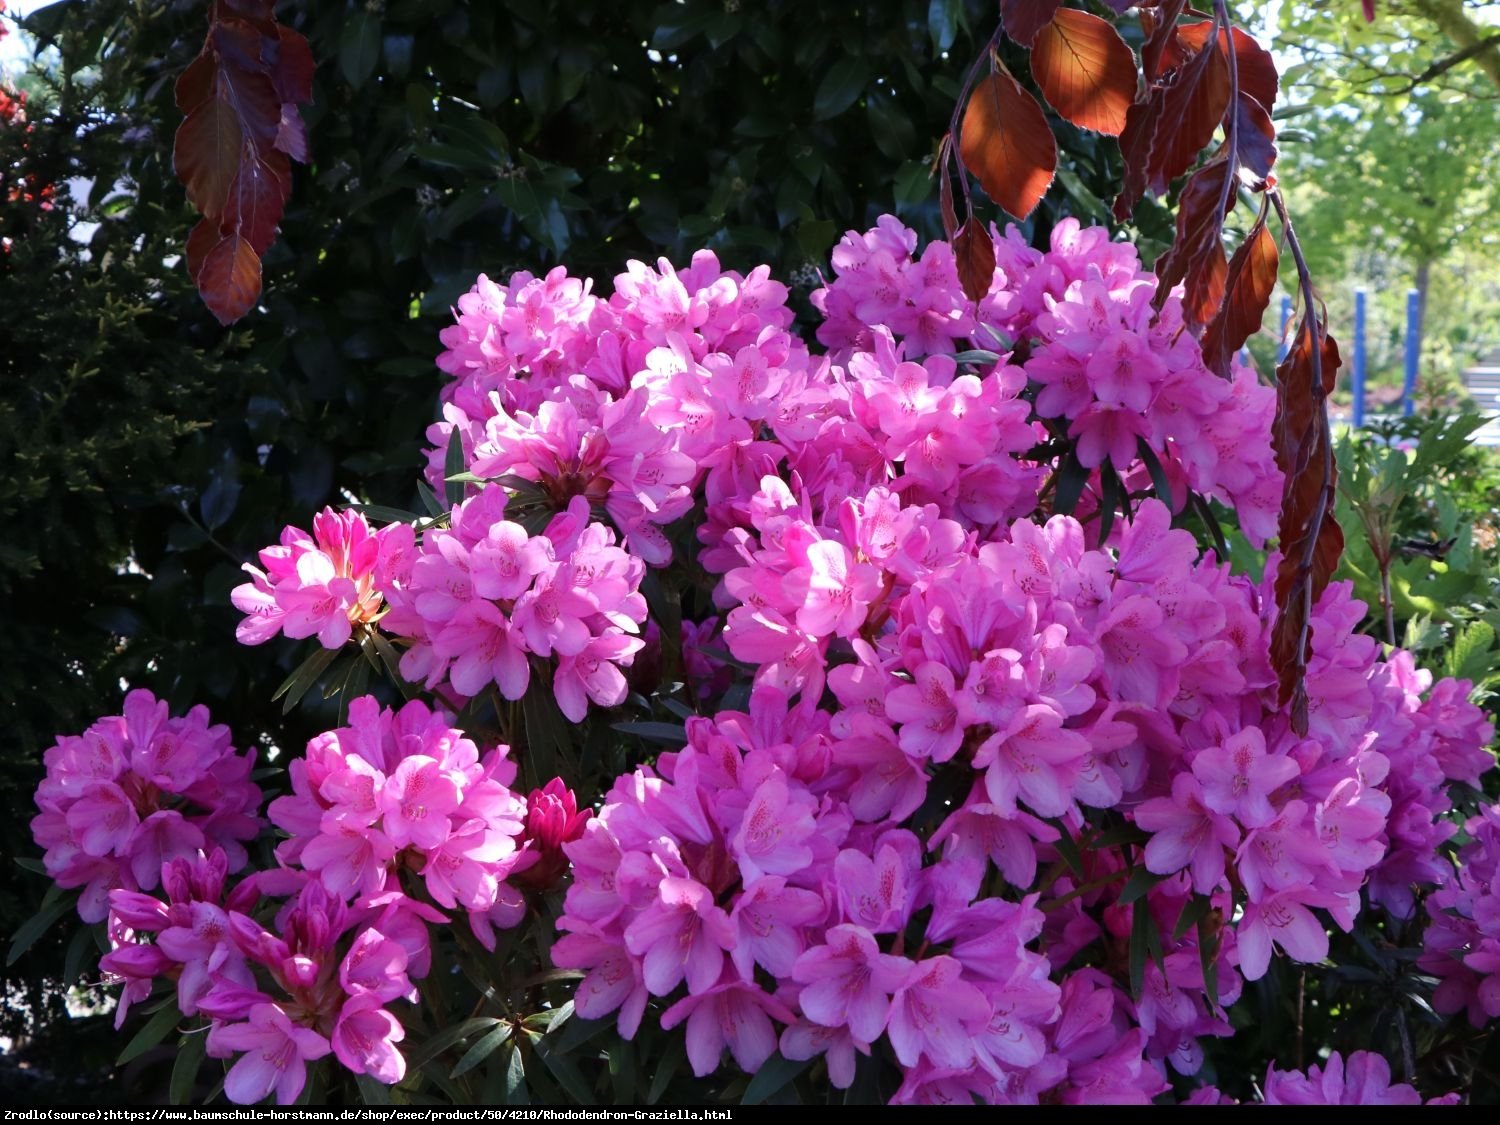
1403;287;1419;416
1353;288;1367;429
1278;294;1292;361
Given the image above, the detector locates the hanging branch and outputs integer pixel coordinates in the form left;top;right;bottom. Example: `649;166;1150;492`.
174;0;313;324
944;0;1342;728
1267;188;1343;736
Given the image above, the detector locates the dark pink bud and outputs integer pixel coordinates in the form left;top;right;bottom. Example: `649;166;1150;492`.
513;778;591;889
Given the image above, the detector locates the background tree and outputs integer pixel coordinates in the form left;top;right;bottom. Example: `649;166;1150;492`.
1272;2;1500;400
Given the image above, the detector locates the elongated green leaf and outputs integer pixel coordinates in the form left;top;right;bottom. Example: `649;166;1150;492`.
1053;450;1089;516
15;856;48;876
551;1014;611;1056
1198;914;1221;1011
1137;438;1175;506
1118;864;1169;905
118;1004;181;1066
612;721;688;745
951;349;1003;366
271;644;341;714
1087;822;1150;850
370;630;419;700
536;1041;595;1104
503;1042;529;1105
1097;460;1123;547
170;1029;206;1104
1172;894;1214;942
63;923;95;986
608;1034;636;1105
417;480;446;518
405;1017;502;1072
1129;901;1152;999
452;1024;514;1079
445;426;467;508
445;470;489;486
647;1038;687;1105
742;1052;810;1105
522;674;574;787
1050;824;1085;880
345;502;422;525
356;1073;394;1105
7;894;75;967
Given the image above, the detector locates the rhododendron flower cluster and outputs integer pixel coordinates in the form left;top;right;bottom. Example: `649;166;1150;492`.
30;691;263;922
814;217;1283;542
63;697;590;1104
267;696;534;948
1421;801;1500;1025
378;491;649;721
232;507;411;649
1261;1051;1460;1105
38;216;1499;1105
556;488;1490;1099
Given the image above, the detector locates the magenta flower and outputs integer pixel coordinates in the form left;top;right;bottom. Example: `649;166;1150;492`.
792;924;912;1043
380;756;461;851
1263;1050;1425;1105
886;956;991;1070
331;994;407;1086
660;976;796;1077
730;770;817;882
208;1003;331;1105
624;876;737;996
1135;774;1240;894
1191;727;1299;829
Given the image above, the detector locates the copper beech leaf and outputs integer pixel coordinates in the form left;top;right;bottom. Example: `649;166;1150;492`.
1000;0;1062;47
1270;315;1344;735
174;93;242;221
185;216;221;283
1140;0;1191;82
1152;157;1232;329
1233;92;1278;185
939;154;958;240
1202;210;1278;377
1114;17;1230;219
1165;22;1279;113
198;233;262;325
228;148;292;256
959;68;1057;221
174;3;312;324
1032;8;1136;136
953;215;996;303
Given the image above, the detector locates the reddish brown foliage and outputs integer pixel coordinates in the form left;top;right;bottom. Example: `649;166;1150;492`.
174;1;312;325
1000;0;1063;48
1270;304;1344;736
953;214;997;302
1032;9;1137;136
1202;207;1279;377
1152;156;1232;329
958;67;1057;221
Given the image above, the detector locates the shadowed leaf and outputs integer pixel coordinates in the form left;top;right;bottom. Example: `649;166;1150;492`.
198;233;262;325
1203;207;1278;377
1000;0;1061;47
1270;310;1344;735
1152;157;1232;329
952;214;996;302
